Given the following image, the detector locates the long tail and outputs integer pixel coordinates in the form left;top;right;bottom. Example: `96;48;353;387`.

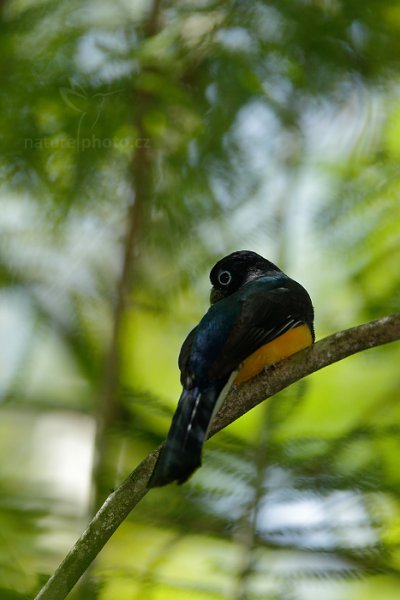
148;382;226;487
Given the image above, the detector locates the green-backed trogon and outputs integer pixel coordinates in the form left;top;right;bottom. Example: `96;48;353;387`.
148;250;314;487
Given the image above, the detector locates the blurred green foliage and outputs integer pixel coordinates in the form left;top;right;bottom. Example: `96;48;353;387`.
0;1;400;599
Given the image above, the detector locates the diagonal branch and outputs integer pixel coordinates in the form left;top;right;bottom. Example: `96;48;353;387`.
35;313;400;600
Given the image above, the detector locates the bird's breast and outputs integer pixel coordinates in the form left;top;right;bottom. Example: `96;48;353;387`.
234;324;313;385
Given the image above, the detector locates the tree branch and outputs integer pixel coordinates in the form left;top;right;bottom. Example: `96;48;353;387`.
35;313;400;600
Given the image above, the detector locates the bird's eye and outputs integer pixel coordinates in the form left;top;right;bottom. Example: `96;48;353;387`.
218;270;232;286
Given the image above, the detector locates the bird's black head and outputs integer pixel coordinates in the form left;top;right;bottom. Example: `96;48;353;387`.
209;250;282;304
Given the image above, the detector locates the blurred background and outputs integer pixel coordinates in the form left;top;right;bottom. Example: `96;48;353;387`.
1;1;400;598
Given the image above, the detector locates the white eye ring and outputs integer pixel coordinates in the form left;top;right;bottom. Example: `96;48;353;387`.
218;270;232;286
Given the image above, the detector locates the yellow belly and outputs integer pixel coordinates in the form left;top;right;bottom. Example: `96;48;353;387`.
234;324;313;385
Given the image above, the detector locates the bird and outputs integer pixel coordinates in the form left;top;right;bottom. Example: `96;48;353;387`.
148;250;314;488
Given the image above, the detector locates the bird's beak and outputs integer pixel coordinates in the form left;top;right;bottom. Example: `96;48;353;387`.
210;287;224;304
